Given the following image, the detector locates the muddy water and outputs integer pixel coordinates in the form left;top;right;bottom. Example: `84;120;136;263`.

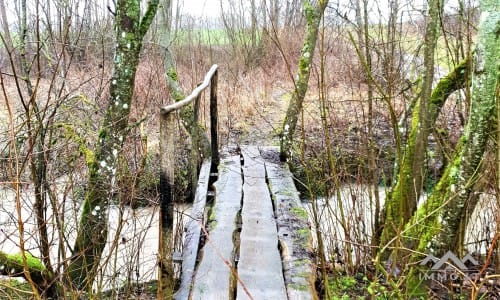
303;184;497;265
1;183;496;288
0;187;191;290
303;183;387;265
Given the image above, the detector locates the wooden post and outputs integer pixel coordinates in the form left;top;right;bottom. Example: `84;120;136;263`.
157;65;218;298
210;69;219;171
190;94;201;198
158;111;175;299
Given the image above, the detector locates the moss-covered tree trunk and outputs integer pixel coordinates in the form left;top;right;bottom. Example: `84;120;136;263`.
378;59;469;256
0;251;48;285
157;0;210;158
379;0;443;251
279;0;328;161
405;0;498;290
373;59;469;271
67;0;159;289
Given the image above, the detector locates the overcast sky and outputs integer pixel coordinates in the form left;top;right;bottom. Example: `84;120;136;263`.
179;0;221;18
176;0;473;23
1;0;478;27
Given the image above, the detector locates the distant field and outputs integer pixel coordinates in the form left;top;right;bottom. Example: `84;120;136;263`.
172;28;261;46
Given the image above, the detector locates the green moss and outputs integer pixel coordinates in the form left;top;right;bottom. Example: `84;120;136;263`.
293;259;309;267
83;148;95;166
98;129;107;139
291;207;308;219
298;54;311;75
289;282;309;291
166;67;178;82
208;220;217;231
58;123;95;166
404;3;499;265
280;0;326;161
68;0;160;289
380;56;470;251
137;0;159;38
296;228;311;247
3;252;45;272
281;188;295;198
207;207;218;231
297;228;309;236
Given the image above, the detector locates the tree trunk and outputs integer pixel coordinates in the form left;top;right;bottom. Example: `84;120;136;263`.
279;0;328;161
157;0;210;158
379;0;444;252
67;0;159;289
375;58;468;271
0;0;15;57
405;0;498;291
0;251;48;286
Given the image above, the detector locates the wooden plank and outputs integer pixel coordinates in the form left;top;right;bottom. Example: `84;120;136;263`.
191;155;242;300
262;147;317;300
174;159;212;300
237;146;287;300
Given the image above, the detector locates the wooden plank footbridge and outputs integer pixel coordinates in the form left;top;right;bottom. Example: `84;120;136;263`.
158;65;316;299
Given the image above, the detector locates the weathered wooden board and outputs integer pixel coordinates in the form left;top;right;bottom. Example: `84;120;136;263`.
262;147;317;300
237;146;287;300
174;159;212;300
191;156;242;300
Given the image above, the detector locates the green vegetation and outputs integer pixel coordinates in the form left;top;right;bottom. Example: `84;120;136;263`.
328;276;360;299
173;28;261;46
5;253;45;272
327;275;408;300
291;206;308;219
0;0;494;298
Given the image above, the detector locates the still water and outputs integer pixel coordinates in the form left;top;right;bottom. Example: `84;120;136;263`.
0;186;190;291
302;183;497;264
1;182;496;288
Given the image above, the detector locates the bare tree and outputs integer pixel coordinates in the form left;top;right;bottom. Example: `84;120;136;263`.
280;0;329;161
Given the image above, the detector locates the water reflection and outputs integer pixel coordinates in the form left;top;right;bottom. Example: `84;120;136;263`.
0;187;191;291
303;183;497;265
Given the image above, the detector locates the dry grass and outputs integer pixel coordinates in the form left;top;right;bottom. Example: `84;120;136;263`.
1;10;496;298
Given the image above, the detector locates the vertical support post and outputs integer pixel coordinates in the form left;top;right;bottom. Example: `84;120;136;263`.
190;94;201;198
158;111;175;299
210;69;219;171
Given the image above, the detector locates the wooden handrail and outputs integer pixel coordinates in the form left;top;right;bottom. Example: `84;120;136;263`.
158;64;220;298
161;64;218;114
